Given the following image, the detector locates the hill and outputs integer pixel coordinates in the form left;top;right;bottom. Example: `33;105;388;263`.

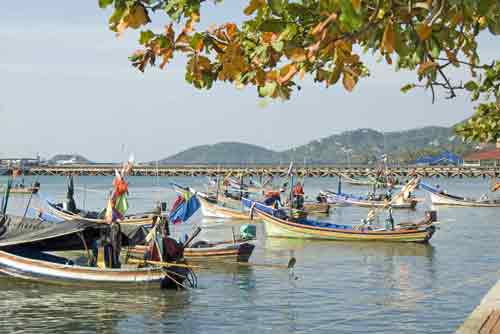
49;154;92;164
157;126;476;164
283;126;475;164
158;142;281;164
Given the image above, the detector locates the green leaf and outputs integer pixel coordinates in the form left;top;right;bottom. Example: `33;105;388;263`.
271;40;284;52
259;19;286;33
268;0;284;16
139;30;155;44
401;83;416;93
464;81;478;91
258;81;277;97
98;0;113;9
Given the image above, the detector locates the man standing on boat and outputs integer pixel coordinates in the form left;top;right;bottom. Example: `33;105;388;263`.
292;182;305;209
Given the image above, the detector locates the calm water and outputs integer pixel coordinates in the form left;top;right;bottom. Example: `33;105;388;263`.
0;175;499;334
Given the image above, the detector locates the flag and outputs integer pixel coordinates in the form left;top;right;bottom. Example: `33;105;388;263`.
168;192;200;224
114;194;129;216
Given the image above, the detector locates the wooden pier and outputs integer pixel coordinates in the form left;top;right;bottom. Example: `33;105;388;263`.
20;165;500;178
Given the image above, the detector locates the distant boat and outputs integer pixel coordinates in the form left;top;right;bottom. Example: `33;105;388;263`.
242;198;436;243
420;182;500;207
320;177;420;209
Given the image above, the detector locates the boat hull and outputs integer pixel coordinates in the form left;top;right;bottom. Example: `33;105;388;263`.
130;241;255;263
0;250;185;289
46;201;157;225
429;192;500;207
198;197;250;220
302;202;330;214
325;195;416;209
257;211;433;243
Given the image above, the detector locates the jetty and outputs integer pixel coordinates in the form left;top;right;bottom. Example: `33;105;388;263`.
14;165;500;178
456;279;500;333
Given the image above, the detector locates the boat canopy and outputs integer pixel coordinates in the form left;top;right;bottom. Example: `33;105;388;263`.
0;215;148;252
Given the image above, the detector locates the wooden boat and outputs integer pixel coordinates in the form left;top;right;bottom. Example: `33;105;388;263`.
46;200;161;225
129;239;255;263
320;177;419;209
0;214;190;289
302;201;330;214
243;199;436;243
420;182;500;207
0;249;188;289
196;195;250;220
341;174;402;189
6;186;39;195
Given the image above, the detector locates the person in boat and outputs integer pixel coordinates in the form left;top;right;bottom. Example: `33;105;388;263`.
384;188;393;201
264;190;282;208
144;217;183;263
292;182;305;209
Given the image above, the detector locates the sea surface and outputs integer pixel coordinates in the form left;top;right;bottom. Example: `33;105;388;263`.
0;175;499;334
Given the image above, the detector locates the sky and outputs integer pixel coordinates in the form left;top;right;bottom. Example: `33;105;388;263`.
0;1;497;162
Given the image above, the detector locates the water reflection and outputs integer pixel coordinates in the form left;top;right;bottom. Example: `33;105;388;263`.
0;277;192;334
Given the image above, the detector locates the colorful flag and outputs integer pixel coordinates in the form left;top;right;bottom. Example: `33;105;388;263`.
168;192;200;224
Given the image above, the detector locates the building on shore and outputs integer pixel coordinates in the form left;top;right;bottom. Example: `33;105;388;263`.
463;141;500;167
413;151;463;166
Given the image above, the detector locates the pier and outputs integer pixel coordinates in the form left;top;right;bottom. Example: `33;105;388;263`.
456;279;500;333
19;165;500;178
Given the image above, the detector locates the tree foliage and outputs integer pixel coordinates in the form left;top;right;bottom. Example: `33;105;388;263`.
99;0;500;142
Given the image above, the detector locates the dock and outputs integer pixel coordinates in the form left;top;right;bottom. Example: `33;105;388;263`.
13;165;500;177
456;279;500;333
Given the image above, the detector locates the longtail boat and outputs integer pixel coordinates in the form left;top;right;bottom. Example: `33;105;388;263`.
0;250;188;289
45;174;163;225
45;200;162;225
129;239;255;263
197;195;250;219
320;177;420;209
420;182;500;207
6;186;39;195
242;199;436;243
0;215;191;289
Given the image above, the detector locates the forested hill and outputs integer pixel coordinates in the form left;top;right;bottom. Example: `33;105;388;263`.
158;142;281;164
157;126;475;164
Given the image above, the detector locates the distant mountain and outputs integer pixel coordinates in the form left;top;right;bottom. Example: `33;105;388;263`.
158;142;281;164
157;126;476;164
283;126;475;164
49;154;92;164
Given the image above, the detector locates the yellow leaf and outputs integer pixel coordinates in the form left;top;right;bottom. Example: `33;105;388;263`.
127;4;150;29
286;48;307;62
417;61;437;76
445;49;459;67
416;23;432;41
352;0;361;11
279;64;298;84
381;22;395;54
342;71;356;92
244;0;265;16
310;13;337;35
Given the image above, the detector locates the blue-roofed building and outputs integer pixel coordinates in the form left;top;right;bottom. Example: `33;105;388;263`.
413;151;463;166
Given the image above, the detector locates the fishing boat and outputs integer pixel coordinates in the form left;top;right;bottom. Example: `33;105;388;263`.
242;198;436;243
341;174;403;189
129;239;255;263
320;177;419;209
0;250;189;289
45;200;162;225
0;215;192;289
0;181;40;195
45;175;163;225
420;182;500;207
196;195;250;220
